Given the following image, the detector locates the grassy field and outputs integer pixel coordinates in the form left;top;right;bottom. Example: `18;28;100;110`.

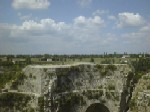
30;57;139;65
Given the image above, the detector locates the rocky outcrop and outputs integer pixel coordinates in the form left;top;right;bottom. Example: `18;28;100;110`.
17;63;133;112
129;73;150;112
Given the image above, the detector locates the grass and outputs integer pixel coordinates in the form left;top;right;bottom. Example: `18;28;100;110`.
30;57;138;65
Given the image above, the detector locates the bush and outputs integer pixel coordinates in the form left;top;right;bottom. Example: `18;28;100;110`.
106;65;117;71
108;85;115;90
38;97;44;112
70;66;80;72
147;85;150;90
127;72;134;81
56;68;70;76
0;93;31;110
95;64;103;71
129;99;136;110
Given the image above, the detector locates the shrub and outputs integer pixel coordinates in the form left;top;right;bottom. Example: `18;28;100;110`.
0;93;31;110
95;64;103;70
147;85;150;90
106;65;117;71
108;85;115;90
29;73;32;78
38;97;44;112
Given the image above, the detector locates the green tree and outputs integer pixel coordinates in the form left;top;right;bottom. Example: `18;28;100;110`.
90;58;94;62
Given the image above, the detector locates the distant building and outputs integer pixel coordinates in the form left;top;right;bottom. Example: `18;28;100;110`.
47;58;52;62
40;57;60;62
120;59;128;63
12;58;26;64
122;55;130;58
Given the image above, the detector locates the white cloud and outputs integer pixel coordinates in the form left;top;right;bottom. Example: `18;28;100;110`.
0;23;13;37
108;15;116;20
72;16;105;42
121;23;150;52
10;16;104;42
74;16;86;25
92;10;109;16
102;33;117;45
140;24;150;32
10;19;69;38
12;0;50;9
18;12;32;20
11;15;104;35
0;15;108;54
74;16;104;28
1;12;149;54
117;12;144;28
78;0;92;7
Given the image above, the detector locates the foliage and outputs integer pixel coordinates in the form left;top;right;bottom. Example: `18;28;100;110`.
98;85;103;89
132;58;150;72
70;66;80;72
0;61;13;67
129;99;136;111
43;68;47;72
90;58;94;62
0;93;31;110
38;96;44;112
100;71;108;77
56;68;70;76
29;73;33;78
95;64;103;70
133;72;145;83
106;65;117;71
76;82;82;86
108;85;115;90
147;85;150;90
101;59;112;64
127;71;134;81
26;57;31;64
106;92;111;99
95;64;108;77
11;72;27;89
85;90;103;100
0;62;26;89
131;58;150;83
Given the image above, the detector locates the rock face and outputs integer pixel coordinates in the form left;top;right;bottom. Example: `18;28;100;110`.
129;73;150;112
18;63;134;112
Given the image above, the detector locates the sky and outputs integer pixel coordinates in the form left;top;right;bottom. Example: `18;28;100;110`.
0;0;150;54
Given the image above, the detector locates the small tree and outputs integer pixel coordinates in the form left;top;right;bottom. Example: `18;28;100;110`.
90;58;94;62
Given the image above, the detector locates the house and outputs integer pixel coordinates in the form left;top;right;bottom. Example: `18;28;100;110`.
12;58;26;64
47;58;52;62
40;57;60;62
122;55;130;58
139;55;142;58
121;55;130;63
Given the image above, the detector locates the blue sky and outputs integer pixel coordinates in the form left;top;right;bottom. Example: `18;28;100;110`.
0;0;150;54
